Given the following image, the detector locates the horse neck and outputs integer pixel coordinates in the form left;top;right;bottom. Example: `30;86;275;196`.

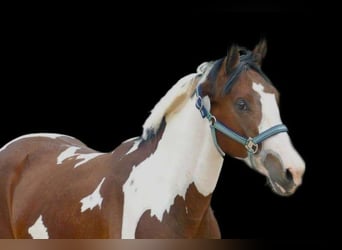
163;96;224;196
121;94;224;238
147;95;224;208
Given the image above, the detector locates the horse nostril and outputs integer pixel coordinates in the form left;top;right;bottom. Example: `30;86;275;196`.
285;168;294;182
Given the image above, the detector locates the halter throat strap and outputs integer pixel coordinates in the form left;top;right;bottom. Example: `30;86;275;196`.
195;85;288;157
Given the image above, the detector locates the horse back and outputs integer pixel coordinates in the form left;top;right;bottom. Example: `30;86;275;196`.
0;133;134;238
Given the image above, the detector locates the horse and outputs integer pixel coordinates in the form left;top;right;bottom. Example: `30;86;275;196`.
0;39;305;239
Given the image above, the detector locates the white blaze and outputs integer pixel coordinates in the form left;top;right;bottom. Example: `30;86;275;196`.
251;82;305;185
80;177;106;213
28;215;49;239
252;82;282;131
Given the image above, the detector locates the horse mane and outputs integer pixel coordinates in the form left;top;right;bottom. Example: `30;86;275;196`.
141;72;199;140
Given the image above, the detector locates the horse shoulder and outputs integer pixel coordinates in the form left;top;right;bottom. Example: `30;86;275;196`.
194;206;221;239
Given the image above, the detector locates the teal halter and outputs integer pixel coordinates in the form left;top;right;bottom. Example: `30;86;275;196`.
195;85;288;159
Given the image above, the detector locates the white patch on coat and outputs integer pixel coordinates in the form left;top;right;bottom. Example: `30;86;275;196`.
80;177;106;213
196;61;210;74
125;139;142;155
122;137;140;144
57;146;80;164
121;93;223;239
0;133;68;153
250;82;305;186
57;146;104;168
141;73;198;140
74;152;104;168
28;215;49;239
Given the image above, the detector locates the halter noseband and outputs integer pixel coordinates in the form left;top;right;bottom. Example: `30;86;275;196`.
195;85;288;160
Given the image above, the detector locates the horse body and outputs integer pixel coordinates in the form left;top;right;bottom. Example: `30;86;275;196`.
0;74;222;238
0;40;305;238
0;134;126;238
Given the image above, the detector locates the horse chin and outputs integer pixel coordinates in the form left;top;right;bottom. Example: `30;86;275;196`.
266;178;295;197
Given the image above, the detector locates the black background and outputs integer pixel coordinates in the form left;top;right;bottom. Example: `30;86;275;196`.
1;1;337;245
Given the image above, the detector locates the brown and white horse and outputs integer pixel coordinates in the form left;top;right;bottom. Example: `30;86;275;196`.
0;40;305;239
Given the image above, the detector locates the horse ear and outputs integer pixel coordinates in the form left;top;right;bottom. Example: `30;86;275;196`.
253;38;267;66
225;44;240;74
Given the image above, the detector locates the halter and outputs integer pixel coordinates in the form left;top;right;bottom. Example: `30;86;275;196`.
195;85;288;161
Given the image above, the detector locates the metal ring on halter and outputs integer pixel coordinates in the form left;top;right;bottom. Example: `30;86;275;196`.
209;116;217;126
245;137;258;154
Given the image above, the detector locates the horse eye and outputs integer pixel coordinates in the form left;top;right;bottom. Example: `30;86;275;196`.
235;99;249;111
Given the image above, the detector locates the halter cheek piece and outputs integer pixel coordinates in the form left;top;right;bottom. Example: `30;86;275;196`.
195;85;288;160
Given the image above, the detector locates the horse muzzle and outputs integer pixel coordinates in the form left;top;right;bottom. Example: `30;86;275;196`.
264;151;305;196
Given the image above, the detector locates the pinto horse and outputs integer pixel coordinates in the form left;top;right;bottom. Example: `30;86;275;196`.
0;40;305;239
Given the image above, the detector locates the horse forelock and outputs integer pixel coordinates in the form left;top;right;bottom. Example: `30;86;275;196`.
199;50;273;97
222;48;272;94
141;73;199;140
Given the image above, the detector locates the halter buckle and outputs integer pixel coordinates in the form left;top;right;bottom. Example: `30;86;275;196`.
245;137;258;154
196;96;209;118
195;96;203;110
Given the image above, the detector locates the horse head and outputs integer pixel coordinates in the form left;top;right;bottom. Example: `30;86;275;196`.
196;39;305;196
